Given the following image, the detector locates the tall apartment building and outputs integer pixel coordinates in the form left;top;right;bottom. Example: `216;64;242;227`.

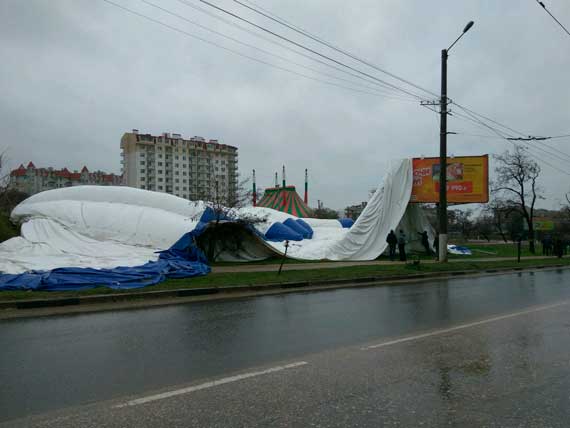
121;130;238;203
9;162;122;195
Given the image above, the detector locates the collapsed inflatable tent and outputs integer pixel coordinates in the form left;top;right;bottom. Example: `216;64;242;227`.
0;159;435;290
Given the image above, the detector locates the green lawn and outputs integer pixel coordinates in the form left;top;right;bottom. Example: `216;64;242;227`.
1;257;569;302
212;242;539;266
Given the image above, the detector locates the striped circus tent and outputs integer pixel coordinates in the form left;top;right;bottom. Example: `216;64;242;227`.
257;186;312;217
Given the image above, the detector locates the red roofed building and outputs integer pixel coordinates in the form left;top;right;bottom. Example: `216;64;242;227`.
8;162;122;195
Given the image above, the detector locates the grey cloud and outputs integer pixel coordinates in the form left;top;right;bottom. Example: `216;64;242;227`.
1;0;569;209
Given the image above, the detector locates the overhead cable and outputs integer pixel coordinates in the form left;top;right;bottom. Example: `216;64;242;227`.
196;0;428;101
229;0;439;98
137;0;416;100
172;0;417;98
535;0;570;37
455;107;570;175
100;0;418;101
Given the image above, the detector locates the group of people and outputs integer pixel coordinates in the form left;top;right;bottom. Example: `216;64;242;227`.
541;235;567;258
386;229;436;262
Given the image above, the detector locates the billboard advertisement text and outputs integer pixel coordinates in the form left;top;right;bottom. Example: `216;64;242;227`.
410;155;489;204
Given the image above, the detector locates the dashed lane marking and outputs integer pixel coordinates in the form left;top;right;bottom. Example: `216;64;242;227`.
362;300;570;351
113;361;309;408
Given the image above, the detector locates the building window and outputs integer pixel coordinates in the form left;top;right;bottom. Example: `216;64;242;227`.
140;177;146;181
158;154;163;158
158;162;162;166
175;171;179;175
140;169;145;174
158;178;163;182
140;185;146;189
175;186;179;191
158;186;163;190
175;178;179;183
140;161;145;165
158;170;163;174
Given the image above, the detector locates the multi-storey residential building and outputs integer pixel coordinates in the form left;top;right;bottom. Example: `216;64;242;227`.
120;130;239;203
9;162;122;195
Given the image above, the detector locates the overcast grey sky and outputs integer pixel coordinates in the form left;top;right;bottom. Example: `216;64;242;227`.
1;0;569;209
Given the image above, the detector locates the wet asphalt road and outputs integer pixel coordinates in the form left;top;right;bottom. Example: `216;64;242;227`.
2;268;570;427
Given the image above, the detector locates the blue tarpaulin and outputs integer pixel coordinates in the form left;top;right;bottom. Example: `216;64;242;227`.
295;219;314;239
338;218;355;228
264;222;303;242
284;218;312;239
0;228;211;292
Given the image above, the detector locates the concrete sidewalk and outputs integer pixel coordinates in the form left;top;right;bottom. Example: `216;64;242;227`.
212;256;555;273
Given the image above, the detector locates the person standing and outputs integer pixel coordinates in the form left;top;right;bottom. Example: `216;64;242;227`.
418;231;431;256
386;230;398;261
398;230;407;262
433;235;439;260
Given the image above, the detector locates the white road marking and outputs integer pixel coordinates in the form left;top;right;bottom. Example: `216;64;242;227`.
113;361;308;408
362;300;570;351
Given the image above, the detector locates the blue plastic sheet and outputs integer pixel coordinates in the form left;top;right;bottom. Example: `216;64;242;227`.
284;218;312;239
338;218;355;228
0;232;211;292
295;219;314;239
264;222;303;242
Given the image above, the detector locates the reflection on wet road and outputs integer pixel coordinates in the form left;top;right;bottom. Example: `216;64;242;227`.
1;268;570;424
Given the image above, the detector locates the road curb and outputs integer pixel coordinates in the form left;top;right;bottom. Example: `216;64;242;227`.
1;263;568;313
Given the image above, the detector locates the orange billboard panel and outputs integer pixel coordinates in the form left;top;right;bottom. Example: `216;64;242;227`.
410;155;489;203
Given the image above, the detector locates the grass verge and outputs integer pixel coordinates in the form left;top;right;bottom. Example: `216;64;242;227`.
1;257;569;302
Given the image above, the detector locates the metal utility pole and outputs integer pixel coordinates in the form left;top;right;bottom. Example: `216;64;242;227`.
438;48;448;262
435;20;474;263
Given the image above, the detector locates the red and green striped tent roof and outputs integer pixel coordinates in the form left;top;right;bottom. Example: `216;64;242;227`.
257;186;312;217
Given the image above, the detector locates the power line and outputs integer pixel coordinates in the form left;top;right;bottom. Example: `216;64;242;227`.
456;107;570;175
231;0;559;147
452;104;527;137
229;0;439;98
535;0;570;37
217;0;570;161
136;0;417;100
219;0;570;162
453;132;508;139
454;106;570;163
453;110;566;161
100;0;418;101
196;0;428;101
172;0;418;99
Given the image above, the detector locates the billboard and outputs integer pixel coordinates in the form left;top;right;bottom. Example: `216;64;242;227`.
533;218;555;231
411;155;489;204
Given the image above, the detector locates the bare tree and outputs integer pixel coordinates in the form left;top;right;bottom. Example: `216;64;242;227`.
483;198;517;242
448;209;474;240
493;146;542;253
192;172;267;262
0;150;9;189
564;193;570;221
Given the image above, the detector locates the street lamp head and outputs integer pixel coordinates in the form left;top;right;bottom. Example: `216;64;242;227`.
447;20;475;51
463;21;475;33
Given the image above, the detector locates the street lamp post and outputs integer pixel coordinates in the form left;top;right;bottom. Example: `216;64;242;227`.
438;20;474;263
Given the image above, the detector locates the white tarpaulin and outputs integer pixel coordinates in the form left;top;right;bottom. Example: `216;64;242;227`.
1;159;435;274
